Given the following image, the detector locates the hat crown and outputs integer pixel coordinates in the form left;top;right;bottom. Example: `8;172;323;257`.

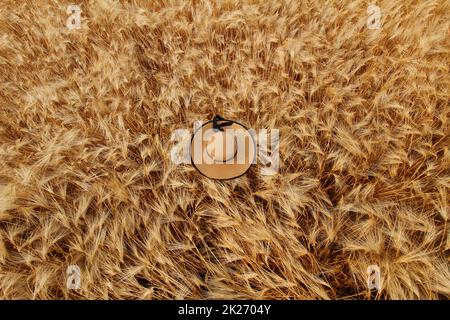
206;131;236;162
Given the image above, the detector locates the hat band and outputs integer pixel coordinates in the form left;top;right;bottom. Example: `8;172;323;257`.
212;115;234;131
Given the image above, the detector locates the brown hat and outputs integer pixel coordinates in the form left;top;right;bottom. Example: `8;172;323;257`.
190;115;256;180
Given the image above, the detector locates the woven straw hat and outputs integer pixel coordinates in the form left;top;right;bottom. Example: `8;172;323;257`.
190;115;256;180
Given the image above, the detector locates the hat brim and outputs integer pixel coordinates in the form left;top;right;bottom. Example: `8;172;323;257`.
190;120;256;180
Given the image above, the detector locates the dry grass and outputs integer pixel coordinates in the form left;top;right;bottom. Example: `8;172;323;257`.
0;0;449;299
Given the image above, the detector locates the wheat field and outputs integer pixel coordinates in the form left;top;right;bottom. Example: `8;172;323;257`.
0;0;449;299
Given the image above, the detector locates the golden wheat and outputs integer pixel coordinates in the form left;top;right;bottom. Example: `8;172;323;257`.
0;0;449;299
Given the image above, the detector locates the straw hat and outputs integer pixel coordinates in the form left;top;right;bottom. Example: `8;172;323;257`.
190;115;256;180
